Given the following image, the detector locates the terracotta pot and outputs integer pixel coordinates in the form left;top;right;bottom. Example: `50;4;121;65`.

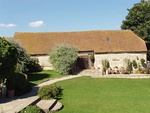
7;90;15;98
103;71;106;75
91;66;95;70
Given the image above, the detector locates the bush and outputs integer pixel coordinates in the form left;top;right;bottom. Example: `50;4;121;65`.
49;45;78;75
38;84;63;99
6;72;31;96
20;105;41;113
141;58;146;67
9;41;42;73
126;60;132;72
26;57;43;73
90;54;95;63
102;60;109;72
132;60;137;69
14;73;31;96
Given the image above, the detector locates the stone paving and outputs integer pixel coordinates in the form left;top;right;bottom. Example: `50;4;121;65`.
79;69;150;78
0;74;83;113
1;69;150;113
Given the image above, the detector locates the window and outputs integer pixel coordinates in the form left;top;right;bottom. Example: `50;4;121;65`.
106;37;110;42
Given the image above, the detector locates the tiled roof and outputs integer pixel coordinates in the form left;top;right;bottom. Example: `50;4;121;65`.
13;30;147;55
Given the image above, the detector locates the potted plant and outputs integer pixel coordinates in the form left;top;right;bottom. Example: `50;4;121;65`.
0;78;7;97
90;54;95;69
126;60;132;74
103;67;106;75
132;60;137;69
102;60;110;75
141;59;146;67
90;54;95;63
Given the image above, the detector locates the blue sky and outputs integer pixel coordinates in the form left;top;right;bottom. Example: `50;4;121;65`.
0;0;141;37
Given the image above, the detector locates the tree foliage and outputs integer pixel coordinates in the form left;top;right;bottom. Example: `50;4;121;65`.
0;38;18;78
121;0;150;42
10;40;30;72
10;41;42;73
49;45;78;75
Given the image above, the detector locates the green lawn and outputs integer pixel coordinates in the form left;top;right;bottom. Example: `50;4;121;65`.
56;77;150;113
27;70;65;85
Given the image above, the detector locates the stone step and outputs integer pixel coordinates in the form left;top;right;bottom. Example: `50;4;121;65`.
5;96;40;113
36;99;62;112
51;101;63;112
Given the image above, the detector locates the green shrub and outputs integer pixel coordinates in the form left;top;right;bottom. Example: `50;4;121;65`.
38;84;63;99
127;60;132;72
6;72;31;96
49;45;78;75
141;59;145;65
132;60;137;69
20;105;40;113
14;73;31;96
102;60;109;71
90;54;95;63
26;57;43;73
6;74;16;90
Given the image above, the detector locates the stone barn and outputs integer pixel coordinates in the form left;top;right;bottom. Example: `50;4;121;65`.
12;30;147;70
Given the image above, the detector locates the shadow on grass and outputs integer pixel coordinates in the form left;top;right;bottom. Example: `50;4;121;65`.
28;73;51;85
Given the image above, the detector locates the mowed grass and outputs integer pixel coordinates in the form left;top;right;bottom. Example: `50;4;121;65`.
28;70;65;85
57;77;150;113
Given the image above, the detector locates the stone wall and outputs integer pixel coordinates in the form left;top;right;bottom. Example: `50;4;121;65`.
94;52;147;70
33;55;53;70
33;52;147;71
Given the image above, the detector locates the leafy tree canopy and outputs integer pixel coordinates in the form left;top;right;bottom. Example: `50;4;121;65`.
0;38;18;78
121;0;150;42
10;40;42;73
10;41;30;72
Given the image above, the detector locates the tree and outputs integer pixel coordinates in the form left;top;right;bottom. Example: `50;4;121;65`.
121;0;150;43
10;40;42;73
0;38;32;95
0;37;18;78
10;40;30;72
49;45;78;75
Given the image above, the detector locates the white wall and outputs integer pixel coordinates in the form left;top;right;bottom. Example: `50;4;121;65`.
32;55;53;70
94;52;147;70
33;52;147;71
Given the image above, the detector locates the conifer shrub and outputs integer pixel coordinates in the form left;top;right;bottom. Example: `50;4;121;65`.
49;45;78;75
